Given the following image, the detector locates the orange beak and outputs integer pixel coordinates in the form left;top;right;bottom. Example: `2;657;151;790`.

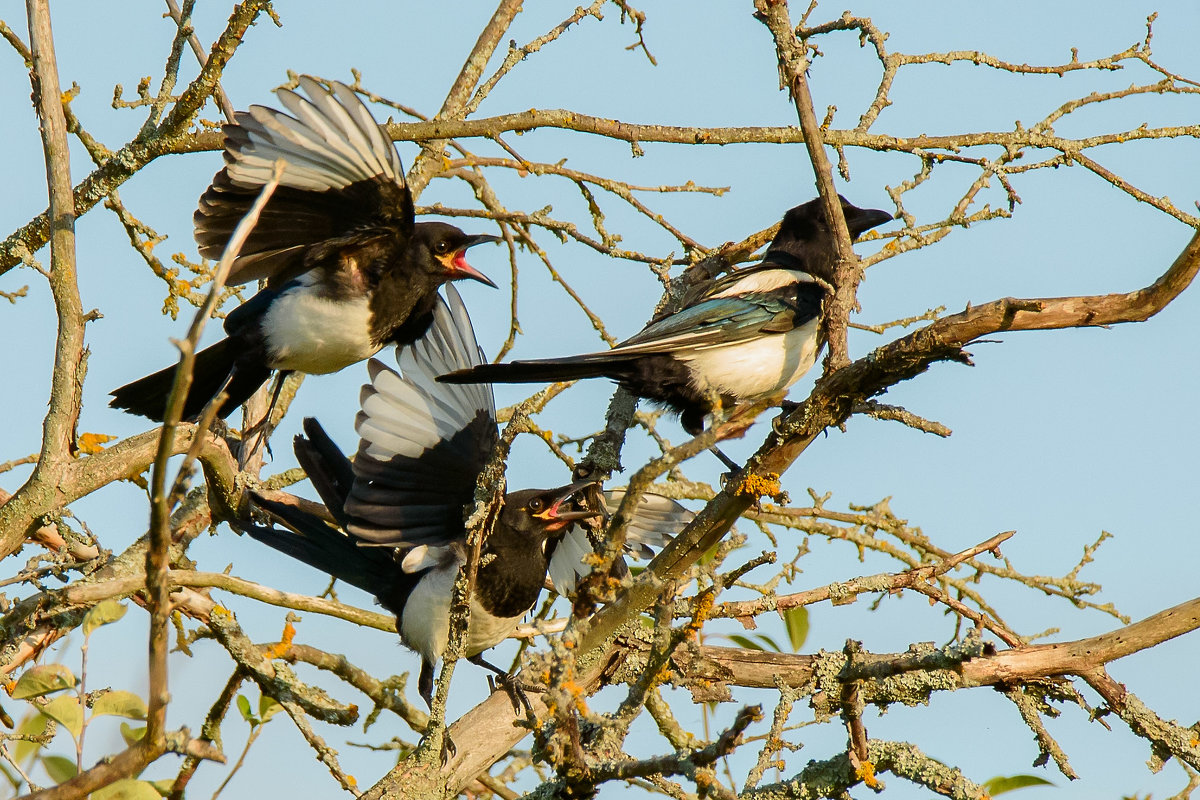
532;480;603;532
440;234;500;288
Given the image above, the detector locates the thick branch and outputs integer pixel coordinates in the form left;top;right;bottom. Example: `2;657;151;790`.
10;0;86;579
754;0;860;369
158;114;1200;169
672;596;1200;692
0;424;238;560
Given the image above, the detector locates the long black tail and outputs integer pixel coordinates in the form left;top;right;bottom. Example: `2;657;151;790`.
248;493;398;601
109;338;270;422
437;355;634;386
291;418;354;526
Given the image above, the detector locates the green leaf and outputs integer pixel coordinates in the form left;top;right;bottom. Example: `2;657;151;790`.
726;634;765;651
782;606;809;651
92;691;147;720
236;694;257;726
40;755;77;783
258;695;282;723
91;778;164;800
13;713;51;763
11;664;76;699
119;723;146;746
41;696;82;740
82;599;127;637
754;634;783;653
983;774;1054;795
149;777;177;796
0;760;19;790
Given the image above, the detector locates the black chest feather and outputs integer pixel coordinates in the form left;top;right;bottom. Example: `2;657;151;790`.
305;230;442;348
475;541;549;619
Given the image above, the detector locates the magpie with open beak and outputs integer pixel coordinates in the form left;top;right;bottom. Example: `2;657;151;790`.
438;196;891;468
249;286;690;709
110;76;499;422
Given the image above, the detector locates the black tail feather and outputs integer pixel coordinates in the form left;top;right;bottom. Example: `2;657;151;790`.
248;493;397;601
437;356;631;386
293;418;355;526
109;338;270;422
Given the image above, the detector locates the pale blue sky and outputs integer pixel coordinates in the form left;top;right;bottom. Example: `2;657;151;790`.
1;2;1198;797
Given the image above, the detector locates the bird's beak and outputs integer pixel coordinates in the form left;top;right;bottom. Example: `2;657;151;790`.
532;480;603;530
850;208;895;239
446;234;501;289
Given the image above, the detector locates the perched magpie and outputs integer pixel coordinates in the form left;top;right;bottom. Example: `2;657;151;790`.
249;286;690;708
110;76;499;422
438;196;891;457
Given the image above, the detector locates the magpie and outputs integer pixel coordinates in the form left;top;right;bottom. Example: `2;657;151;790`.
437;196;891;464
109;76;499;422
248;286;690;709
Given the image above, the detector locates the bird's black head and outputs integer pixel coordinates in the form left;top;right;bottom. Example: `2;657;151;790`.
412;221;500;289
763;195;892;280
500;481;602;543
772;195;893;247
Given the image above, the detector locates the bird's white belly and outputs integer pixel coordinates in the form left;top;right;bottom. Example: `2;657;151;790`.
399;565;524;664
262;290;380;373
681;318;820;400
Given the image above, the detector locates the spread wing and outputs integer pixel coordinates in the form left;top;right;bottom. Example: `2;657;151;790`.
194;75;413;287
346;284;497;546
547;490;694;595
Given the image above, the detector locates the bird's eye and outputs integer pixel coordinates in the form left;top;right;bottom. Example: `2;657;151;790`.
434;240;451;255
528;497;544;513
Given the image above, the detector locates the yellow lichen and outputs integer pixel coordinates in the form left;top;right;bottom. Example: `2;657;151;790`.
734;472;781;499
264;618;296;658
855;759;880;789
77;432;115;455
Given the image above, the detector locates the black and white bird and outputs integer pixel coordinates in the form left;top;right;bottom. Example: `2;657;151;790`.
110;76;499;422
438;196;891;465
249;286;690;707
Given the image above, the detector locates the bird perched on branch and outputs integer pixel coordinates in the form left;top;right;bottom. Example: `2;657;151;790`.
438;196;891;468
249;286;690;710
110;76;499;423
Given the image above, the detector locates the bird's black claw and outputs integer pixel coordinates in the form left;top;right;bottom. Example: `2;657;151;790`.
418;729;456;764
490;673;534;717
773;400;801;434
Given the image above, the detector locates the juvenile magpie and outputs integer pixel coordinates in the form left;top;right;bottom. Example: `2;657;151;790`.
438;196;891;457
110;76;499;422
249;286;690;708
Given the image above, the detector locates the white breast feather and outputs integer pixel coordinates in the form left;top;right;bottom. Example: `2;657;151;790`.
399;564;456;664
262;282;378;373
399;562;526;664
682;316;820;401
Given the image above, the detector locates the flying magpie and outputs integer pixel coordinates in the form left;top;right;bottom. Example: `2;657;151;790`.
110;76;499;423
437;196;892;463
248;286;690;709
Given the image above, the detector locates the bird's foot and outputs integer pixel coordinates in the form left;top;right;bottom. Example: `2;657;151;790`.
487;672;534;718
709;445;744;475
772;400;801;434
417;727;456;765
